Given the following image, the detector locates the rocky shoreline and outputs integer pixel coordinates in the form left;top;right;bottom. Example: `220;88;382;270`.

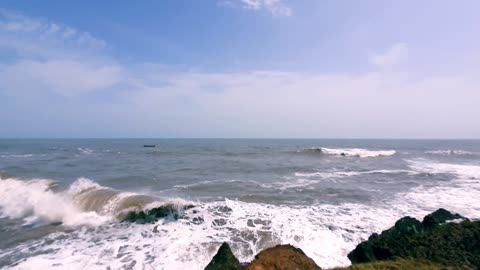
204;209;479;270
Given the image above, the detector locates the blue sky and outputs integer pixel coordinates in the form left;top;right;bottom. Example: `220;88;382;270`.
0;0;479;138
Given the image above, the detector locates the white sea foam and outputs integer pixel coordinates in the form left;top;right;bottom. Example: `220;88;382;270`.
173;179;260;189
0;177;187;227
0;199;403;270
407;159;480;179
7;179;480;270
260;178;320;190
309;147;396;158
0;154;37;159
294;169;415;179
0;178;109;226
402;159;480;218
281;169;417;190
77;148;94;155
425;149;477;156
3;160;480;269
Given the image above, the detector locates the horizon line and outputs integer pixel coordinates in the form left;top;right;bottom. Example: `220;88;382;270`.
1;137;480;140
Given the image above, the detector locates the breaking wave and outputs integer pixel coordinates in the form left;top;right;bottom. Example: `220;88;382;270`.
1;159;480;269
3;171;480;269
299;147;396;158
294;169;416;179
0;177;192;227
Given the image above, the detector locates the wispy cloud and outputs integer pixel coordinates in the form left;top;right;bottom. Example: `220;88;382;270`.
1;60;123;97
0;9;122;97
1;11;479;138
0;9;106;55
222;0;292;16
370;42;408;68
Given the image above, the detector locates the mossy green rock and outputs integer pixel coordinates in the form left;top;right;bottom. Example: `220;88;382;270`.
422;208;467;230
348;209;478;268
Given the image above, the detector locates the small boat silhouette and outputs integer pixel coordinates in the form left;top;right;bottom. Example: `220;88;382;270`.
143;144;156;148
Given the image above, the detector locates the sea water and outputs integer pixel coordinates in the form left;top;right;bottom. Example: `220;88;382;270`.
1;139;479;269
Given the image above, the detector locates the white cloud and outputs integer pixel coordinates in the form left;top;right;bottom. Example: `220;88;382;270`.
236;0;292;16
370;42;408;68
1;11;479;138
93;66;477;138
0;10;120;97
0;9;106;58
1;60;123;97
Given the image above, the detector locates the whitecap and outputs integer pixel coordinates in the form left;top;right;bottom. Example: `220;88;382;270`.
3;160;480;270
0;177;109;227
77;148;94;155
294;169;416;179
407;159;480;179
301;147;396;158
425;149;477;156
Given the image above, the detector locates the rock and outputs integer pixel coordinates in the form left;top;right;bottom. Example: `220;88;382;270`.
122;204;194;224
348;209;480;268
385;216;424;238
204;242;243;270
348;216;423;263
332;259;461;270
245;244;321;270
192;216;204;225
421;208;467;229
204;244;321;270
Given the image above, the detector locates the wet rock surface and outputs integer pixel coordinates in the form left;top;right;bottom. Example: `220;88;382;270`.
121;204;194;224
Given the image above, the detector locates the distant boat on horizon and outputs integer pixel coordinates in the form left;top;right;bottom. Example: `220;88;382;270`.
143;144;156;147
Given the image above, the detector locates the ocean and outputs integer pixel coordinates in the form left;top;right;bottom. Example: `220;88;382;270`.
0;139;479;269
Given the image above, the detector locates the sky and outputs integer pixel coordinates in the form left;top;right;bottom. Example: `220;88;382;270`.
0;0;479;138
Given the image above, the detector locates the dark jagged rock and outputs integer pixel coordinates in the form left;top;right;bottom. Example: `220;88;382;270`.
422;208;467;229
122;204;194;224
348;209;478;268
386;216;424;238
348;216;425;262
204;243;243;270
245;244;321;270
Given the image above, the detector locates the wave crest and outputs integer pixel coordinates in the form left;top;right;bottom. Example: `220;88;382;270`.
407;159;480;179
300;147;396;158
0;177;193;227
0;177;109;226
425;150;477;156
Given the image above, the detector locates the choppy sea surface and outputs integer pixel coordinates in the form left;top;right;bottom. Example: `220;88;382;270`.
1;139;480;269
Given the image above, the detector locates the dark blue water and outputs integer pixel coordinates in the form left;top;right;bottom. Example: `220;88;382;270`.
1;139;479;269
